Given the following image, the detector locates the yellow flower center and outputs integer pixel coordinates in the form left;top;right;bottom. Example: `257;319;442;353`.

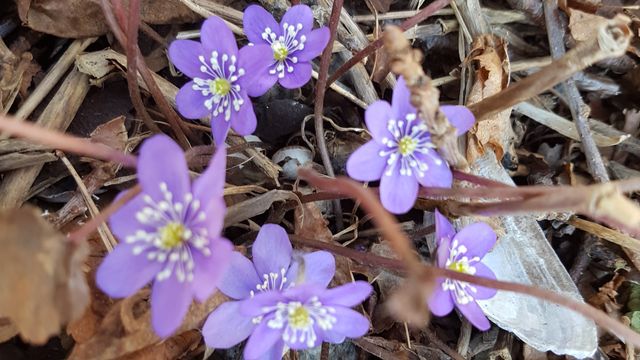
272;41;289;61
159;222;185;249
398;136;418;156
288;304;311;329
210;78;231;96
448;261;472;274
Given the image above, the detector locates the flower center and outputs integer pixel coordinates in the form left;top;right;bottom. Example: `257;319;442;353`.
288;304;311;329
271;41;289;61
398;136;418;156
448;260;472;274
210;78;231;96
159;222;185;249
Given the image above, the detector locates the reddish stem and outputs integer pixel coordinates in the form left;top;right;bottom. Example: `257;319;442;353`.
0;114;136;167
326;0;452;87
67;185;141;244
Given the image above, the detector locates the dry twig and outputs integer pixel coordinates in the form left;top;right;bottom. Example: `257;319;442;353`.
383;26;468;170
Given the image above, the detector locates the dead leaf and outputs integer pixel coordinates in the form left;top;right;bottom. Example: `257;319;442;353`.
224;190;299;226
0;318;18;343
122;330;202;360
588;272;624;314
569;9;610;43
70;289;226;360
16;0;203;38
294;202;352;285
0;205;89;344
466;35;515;162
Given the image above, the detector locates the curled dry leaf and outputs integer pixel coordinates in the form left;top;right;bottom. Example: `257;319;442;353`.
466;35;516;162
0;205;89;344
16;0;202;38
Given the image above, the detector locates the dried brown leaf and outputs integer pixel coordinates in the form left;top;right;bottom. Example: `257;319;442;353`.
17;0;202;38
466;35;515;162
294;202;352;284
70;289;226;360
0;206;89;344
224;190;299;226
569;9;610;43
0;318;18;343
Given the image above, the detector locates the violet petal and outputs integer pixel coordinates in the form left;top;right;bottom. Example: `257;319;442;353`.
96;243;162;298
210;116;232;146
391;76;418;119
278;61;312;89
202;301;255;348
231;92;257;135
108;193;152;241
151;275;192;338
427;278;455;316
301;251;335;287
325;307;370;338
434;209;456;248
200;16;238;57
281;4;314;33
380;164;419;214
440;105;475;135
364;100;393;143
218;251;261;300
176;81;210;120
168;40;205;79
457;299;491;330
453;222;497;258
191;238;233;302
471;262;498;300
243;316;283;360
252;224;292;279
192;146;226;206
346;141;387;182
137;135;190;201
414;150;453;188
319;281;372;307
238;44;276;95
243;5;281;44
295;27;330;62
240;291;286;317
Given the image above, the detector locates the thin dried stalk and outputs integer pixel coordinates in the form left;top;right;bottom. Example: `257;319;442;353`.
568;217;640;253
59;154;117;251
468;14;632;121
314;0;345;230
0;70;90;208
326;0;452;87
384;26;468;170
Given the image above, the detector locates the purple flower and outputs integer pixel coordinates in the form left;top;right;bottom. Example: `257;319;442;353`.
428;210;497;330
202;224;336;353
242;4;330;96
169;16;272;145
239;282;372;359
96;134;233;337
346;77;475;214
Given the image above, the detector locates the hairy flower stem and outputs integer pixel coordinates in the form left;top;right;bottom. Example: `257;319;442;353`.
0;114;137;167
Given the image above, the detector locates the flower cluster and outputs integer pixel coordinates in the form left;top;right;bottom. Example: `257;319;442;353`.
97;3;498;356
428;210;497;330
169;5;329;145
203;224;371;358
346;77;475;214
